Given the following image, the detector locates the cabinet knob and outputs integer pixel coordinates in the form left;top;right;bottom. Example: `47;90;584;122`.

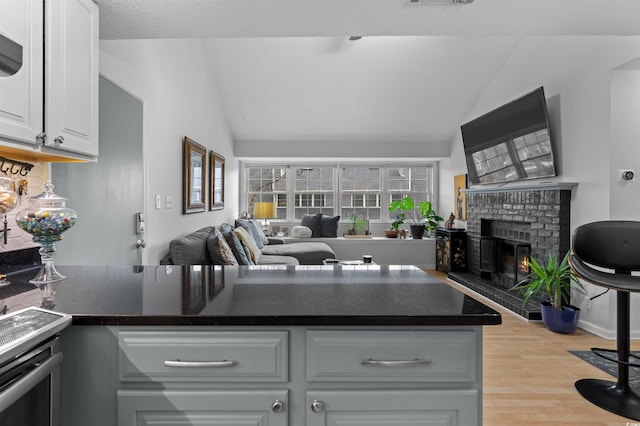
54;136;64;145
311;399;324;413
271;399;285;413
36;132;47;145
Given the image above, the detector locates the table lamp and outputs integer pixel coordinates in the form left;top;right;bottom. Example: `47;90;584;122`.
253;202;276;231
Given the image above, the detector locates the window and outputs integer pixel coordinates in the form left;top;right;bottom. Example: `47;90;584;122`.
242;163;436;223
388;166;432;205
340;166;381;220
293;167;334;219
246;166;288;219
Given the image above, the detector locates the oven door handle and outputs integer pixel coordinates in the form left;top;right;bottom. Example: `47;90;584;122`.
0;352;63;413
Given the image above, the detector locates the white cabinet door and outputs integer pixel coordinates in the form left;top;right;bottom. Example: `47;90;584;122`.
45;0;98;157
306;390;479;426
0;0;43;145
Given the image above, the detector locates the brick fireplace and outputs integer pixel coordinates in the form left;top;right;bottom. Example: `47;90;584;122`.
449;182;576;319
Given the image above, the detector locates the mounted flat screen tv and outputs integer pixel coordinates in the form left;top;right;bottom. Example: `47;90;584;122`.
461;87;557;186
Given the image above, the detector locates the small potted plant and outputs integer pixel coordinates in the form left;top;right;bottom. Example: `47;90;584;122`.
385;214;404;238
346;211;368;236
389;197;443;239
513;251;586;334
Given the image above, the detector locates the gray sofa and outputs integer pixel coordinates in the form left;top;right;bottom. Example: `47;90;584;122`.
161;225;336;265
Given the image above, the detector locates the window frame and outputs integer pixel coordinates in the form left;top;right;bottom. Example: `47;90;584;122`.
241;161;438;223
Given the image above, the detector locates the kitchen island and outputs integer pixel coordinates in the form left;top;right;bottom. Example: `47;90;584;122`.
2;264;501;426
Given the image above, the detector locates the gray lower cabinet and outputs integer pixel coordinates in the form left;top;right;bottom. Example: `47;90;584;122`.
306;390;478;426
118;389;288;426
60;326;483;426
115;330;288;426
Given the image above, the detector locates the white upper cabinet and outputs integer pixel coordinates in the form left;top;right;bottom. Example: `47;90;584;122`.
0;0;43;145
0;0;98;161
45;0;98;158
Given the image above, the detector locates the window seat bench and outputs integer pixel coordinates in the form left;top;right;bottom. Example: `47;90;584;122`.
276;237;435;268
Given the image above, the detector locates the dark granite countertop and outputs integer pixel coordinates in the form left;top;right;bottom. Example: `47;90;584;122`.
0;265;501;327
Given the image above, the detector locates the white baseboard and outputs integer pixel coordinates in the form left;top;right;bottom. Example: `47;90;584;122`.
576;319;640;341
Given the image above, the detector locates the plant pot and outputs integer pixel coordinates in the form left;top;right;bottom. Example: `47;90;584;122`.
540;301;581;334
409;224;426;239
384;229;399;238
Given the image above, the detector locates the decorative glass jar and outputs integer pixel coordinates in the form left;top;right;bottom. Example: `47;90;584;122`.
16;180;77;284
0;176;18;287
0;176;18;214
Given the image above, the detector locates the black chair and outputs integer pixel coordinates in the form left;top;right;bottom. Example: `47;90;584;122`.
570;220;640;420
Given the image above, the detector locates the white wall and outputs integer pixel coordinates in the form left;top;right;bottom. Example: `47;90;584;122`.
610;67;640;336
439;36;640;338
611;69;640;218
99;39;238;264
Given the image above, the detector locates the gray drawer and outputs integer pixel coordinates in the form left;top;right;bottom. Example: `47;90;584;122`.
118;330;288;382
306;330;478;382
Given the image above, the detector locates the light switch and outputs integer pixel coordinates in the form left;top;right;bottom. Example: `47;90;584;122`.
166;196;173;209
155;195;161;209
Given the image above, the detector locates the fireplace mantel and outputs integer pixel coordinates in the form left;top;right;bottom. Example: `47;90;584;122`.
463;181;578;194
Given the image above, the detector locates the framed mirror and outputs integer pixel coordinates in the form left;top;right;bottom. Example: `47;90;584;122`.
209;151;225;210
183;137;206;214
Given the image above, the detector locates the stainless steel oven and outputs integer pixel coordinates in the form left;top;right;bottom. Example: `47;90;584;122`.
0;308;71;426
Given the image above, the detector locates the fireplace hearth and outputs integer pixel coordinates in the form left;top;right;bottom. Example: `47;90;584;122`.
449;182;576;319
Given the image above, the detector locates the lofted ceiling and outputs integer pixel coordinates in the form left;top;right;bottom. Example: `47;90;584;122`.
94;0;640;158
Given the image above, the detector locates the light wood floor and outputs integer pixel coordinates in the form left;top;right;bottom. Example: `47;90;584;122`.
426;270;640;426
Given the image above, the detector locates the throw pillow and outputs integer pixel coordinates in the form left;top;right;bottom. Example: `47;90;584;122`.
319;215;340;237
235;219;265;249
300;213;322;237
234;226;262;264
239;241;256;265
218;223;251;265
251;219;270;246
207;229;238;265
291;225;312;238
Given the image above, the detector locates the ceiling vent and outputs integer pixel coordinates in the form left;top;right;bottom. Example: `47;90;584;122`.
409;0;474;4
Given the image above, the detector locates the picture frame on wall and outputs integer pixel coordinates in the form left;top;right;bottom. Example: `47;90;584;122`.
183;136;207;214
209;151;225;210
454;174;468;221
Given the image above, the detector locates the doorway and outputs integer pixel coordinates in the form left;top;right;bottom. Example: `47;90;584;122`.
51;76;144;265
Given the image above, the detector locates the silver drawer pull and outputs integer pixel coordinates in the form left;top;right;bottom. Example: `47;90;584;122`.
361;358;431;367
164;359;235;368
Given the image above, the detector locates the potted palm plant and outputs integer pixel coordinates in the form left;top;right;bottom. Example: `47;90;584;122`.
513;251;586;334
346;211;368;236
389;197;443;239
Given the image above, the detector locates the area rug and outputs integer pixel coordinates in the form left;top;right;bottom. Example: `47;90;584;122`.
570;350;640;388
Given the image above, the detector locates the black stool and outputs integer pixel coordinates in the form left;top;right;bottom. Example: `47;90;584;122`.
570;220;640;420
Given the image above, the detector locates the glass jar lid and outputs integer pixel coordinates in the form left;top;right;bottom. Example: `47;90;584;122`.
28;180;68;208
